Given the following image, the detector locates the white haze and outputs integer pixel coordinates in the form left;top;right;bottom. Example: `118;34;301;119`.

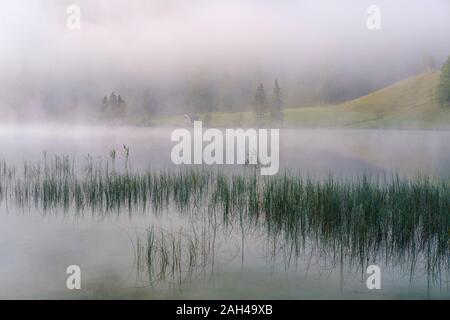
0;0;450;120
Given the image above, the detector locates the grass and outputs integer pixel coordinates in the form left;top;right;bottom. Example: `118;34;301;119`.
135;225;214;287
1;154;450;286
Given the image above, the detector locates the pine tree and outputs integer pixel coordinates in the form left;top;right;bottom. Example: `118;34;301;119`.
117;95;126;108
109;92;117;106
102;96;108;110
270;78;284;122
254;83;268;125
437;56;450;107
117;95;127;118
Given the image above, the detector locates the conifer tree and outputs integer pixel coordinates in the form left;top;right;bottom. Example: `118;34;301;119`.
254;83;268;125
102;96;108;109
109;92;117;106
437;56;450;107
270;78;284;122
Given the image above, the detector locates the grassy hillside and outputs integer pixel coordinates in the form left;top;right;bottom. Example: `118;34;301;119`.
340;71;448;128
150;72;450;129
286;71;450;129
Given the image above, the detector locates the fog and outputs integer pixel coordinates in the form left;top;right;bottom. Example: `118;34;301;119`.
1;0;450;121
2;1;450;300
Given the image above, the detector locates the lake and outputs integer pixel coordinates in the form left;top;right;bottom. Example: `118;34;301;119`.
0;125;449;299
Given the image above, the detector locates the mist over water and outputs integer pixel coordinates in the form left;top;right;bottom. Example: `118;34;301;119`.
1;125;450;177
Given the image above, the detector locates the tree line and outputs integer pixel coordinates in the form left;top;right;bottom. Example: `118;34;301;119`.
102;91;127;120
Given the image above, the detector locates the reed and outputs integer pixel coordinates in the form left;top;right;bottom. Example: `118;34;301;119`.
135;226;211;287
1;155;450;284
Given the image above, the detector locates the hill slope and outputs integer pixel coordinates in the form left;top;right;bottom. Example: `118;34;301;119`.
344;71;440;116
285;71;450;129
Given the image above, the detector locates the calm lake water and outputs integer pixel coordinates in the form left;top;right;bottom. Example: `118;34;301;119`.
1;125;450;299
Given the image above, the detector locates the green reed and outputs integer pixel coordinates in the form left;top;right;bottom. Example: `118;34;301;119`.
1;155;450;284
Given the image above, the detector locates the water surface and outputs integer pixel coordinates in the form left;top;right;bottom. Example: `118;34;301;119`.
0;125;449;299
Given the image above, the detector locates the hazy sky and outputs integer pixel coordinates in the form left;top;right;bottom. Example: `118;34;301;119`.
1;0;450;116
